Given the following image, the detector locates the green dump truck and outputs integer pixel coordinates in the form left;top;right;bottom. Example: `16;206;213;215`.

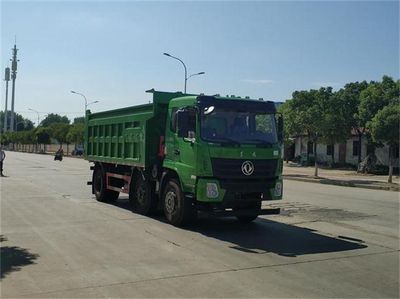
85;90;283;226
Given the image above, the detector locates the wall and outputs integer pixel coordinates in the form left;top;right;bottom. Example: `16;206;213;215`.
294;136;339;163
345;136;367;165
375;144;399;167
13;143;77;155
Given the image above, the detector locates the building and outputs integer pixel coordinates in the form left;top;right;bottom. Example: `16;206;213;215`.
292;130;399;167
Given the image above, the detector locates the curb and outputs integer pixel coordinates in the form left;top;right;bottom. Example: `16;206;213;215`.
283;175;399;192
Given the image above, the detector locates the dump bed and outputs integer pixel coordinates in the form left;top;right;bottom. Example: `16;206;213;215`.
84;90;185;168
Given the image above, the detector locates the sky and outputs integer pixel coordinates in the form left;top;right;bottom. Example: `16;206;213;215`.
1;0;399;125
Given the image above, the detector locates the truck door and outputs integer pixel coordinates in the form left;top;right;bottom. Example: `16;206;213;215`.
174;108;197;190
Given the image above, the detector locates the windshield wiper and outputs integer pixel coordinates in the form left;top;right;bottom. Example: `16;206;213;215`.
242;138;274;147
207;137;241;146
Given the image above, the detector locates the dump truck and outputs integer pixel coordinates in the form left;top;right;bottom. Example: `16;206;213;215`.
85;90;283;226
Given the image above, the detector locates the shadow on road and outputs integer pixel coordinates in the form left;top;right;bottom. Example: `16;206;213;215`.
112;198;367;257
110;197;131;211
191;216;367;257
0;235;39;279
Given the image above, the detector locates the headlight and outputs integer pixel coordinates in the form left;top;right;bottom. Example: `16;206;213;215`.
274;182;282;197
206;183;219;198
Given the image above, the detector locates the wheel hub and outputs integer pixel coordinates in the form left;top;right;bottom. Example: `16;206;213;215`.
165;191;176;214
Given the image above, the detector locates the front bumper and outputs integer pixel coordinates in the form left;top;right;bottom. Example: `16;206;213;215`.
201;207;281;217
196;177;283;205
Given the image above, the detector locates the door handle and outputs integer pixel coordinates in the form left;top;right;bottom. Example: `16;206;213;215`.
174;149;180;155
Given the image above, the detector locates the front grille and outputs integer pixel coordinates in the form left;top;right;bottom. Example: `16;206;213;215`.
211;158;278;179
219;179;276;191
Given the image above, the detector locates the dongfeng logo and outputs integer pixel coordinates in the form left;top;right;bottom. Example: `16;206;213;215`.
241;161;254;176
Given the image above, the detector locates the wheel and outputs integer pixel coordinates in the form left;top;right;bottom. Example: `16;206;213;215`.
130;174;156;215
92;166;119;202
163;179;196;226
235;201;261;223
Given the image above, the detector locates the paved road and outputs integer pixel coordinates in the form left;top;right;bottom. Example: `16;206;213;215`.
1;151;399;298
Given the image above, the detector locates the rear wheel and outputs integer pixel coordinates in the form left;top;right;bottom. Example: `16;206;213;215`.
130;174;157;215
93;166;119;202
163;179;196;226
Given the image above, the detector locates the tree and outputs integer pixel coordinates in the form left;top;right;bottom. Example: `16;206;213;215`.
73;116;85;124
358;76;399;162
49;123;71;154
369;102;400;183
49;123;70;144
35;127;51;146
282;92;313;163
319;90;352;164
0;131;12;145
16;130;36;151
334;81;369;164
359;80;393;126
67;123;84;145
0;111;34;132
40;113;70;127
277;102;295;162
35;127;50;152
284;88;326;176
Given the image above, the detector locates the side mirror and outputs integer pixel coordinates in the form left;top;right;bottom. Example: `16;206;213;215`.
277;114;284;143
183;131;196;144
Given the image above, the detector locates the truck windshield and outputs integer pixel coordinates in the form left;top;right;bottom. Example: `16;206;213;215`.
200;107;278;145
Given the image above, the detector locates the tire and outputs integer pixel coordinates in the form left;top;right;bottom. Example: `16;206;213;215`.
163;179;196;226
130;174;156;215
235;201;261;223
93;166;119;202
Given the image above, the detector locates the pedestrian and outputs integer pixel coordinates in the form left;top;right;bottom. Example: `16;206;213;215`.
0;147;5;177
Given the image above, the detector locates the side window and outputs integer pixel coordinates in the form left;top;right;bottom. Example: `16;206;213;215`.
170;108;178;133
187;110;196;133
176;108;196;138
353;141;359;156
326;144;334;155
307;141;314;154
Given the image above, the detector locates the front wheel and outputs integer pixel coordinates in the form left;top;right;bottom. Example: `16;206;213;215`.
163;179;196;226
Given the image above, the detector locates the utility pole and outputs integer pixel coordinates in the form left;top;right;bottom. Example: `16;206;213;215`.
3;67;10;132
10;43;18;132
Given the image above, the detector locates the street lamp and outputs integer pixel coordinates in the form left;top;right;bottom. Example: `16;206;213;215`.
87;100;99;108
70;91;99;114
70;90;88;112
28;108;40;127
187;71;205;81
163;53;205;94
